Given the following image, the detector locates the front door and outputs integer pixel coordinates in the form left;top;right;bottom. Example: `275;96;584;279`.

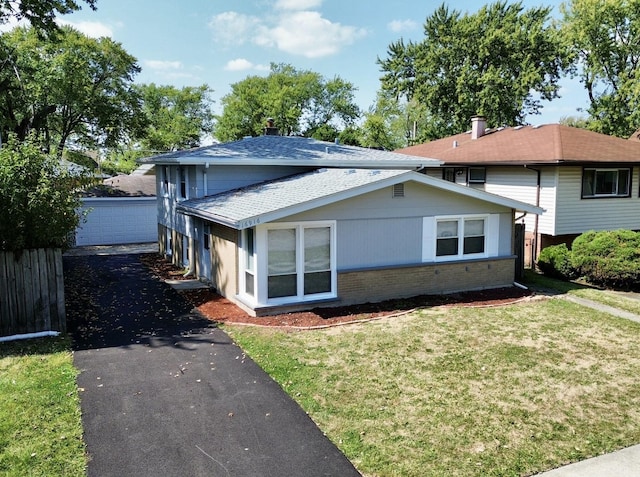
199;223;212;282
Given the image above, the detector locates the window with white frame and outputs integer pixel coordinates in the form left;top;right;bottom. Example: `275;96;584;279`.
161;165;169;197
468;167;486;184
240;222;336;305
244;228;256;297
582;167;631;198
178;167;188;200
424;215;494;262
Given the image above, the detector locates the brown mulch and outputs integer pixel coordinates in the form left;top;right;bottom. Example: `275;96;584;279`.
140;253;534;329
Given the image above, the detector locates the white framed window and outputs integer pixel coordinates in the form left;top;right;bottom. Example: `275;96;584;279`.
240;221;336;306
177;167;188;200
423;215;499;262
468;167;486;184
582;167;631;198
161;165;169;197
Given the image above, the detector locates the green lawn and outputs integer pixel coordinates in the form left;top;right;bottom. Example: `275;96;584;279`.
0;336;86;477
226;297;640;477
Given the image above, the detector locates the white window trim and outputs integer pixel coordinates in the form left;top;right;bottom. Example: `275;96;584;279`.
239;221;337;307
177;166;189;201
422;214;500;262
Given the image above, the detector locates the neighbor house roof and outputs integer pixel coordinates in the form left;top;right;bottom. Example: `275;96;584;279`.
177;168;543;229
82;174;156;197
139;135;441;169
397;124;640;165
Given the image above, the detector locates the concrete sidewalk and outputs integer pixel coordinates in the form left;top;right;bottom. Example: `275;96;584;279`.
534;444;640;476
65;253;361;477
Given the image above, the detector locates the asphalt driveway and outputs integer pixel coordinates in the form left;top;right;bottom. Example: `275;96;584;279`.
64;253;361;477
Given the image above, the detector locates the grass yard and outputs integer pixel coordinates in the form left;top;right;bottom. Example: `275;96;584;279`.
0;336;86;477
225;297;640;477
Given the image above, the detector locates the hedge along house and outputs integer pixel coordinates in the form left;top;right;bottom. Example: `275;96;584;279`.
140;135;542;316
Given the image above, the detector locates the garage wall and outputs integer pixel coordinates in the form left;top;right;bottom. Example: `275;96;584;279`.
75;197;158;246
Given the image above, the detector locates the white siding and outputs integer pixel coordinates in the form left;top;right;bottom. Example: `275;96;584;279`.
484;166;558;235
76;198;157;246
555;166;640;234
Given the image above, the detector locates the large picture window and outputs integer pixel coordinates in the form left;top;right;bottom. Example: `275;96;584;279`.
582;168;631;198
240;222;336;306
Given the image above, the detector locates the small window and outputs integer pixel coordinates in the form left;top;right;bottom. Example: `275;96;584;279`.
435;217;486;258
178;167;187;200
392;183;405;198
161;166;169;196
582;167;631;198
468;167;486;184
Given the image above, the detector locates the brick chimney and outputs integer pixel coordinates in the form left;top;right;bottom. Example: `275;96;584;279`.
471;115;487;140
263;118;279;136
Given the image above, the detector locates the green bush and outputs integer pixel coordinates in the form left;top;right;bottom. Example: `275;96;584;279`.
537;243;577;280
571;230;640;290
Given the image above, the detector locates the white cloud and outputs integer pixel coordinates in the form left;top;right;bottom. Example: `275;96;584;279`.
274;0;323;10
388;19;419;33
256;11;367;58
208;11;260;45
57;19;114;38
224;58;269;72
144;60;183;71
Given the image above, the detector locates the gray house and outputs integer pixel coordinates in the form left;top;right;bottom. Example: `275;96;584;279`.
140;135;541;316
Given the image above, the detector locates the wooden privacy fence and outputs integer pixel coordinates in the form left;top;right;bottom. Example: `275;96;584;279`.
0;249;66;337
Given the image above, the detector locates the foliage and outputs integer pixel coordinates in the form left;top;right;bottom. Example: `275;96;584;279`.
0;336;85;476
0;25;144;157
537;243;578;280
215;63;360;141
227;298;640;476
0;135;93;251
571;229;640;290
378;1;570;139
0;0;95;34
134;83;214;152
560;0;640;138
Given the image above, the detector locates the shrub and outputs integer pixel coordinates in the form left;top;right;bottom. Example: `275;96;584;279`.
537;243;577;280
571;229;640;290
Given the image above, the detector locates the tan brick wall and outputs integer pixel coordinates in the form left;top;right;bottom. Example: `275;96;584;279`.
336;258;515;306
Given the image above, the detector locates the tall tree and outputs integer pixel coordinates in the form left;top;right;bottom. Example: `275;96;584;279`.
215;63;360;142
0;0;96;34
378;2;570;139
135;83;215;151
0;26;144;157
561;0;640;137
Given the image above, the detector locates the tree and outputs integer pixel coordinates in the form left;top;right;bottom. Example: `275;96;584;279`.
0;0;96;34
561;0;640;137
378;2;570;139
215;63;360;142
0;26;144;157
135;83;215;152
0;134;93;251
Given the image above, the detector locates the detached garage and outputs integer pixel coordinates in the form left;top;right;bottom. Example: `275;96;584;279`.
75;174;158;246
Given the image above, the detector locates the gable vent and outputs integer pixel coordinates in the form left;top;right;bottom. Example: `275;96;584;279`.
392;183;405;198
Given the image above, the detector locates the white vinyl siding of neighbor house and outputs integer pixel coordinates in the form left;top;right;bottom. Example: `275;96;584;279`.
483;167;558;236
555;166;640;234
274;181;515;270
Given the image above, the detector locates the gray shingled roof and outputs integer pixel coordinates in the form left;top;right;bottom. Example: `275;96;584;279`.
177;168;543;229
140;135;440;169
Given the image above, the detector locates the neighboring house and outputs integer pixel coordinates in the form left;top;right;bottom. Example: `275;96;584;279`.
397;117;640;265
75;174;157;246
139;135;541;316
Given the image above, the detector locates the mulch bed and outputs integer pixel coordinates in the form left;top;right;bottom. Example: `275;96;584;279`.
139;253;533;329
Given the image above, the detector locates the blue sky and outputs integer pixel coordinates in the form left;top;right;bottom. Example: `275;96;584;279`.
55;0;585;126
